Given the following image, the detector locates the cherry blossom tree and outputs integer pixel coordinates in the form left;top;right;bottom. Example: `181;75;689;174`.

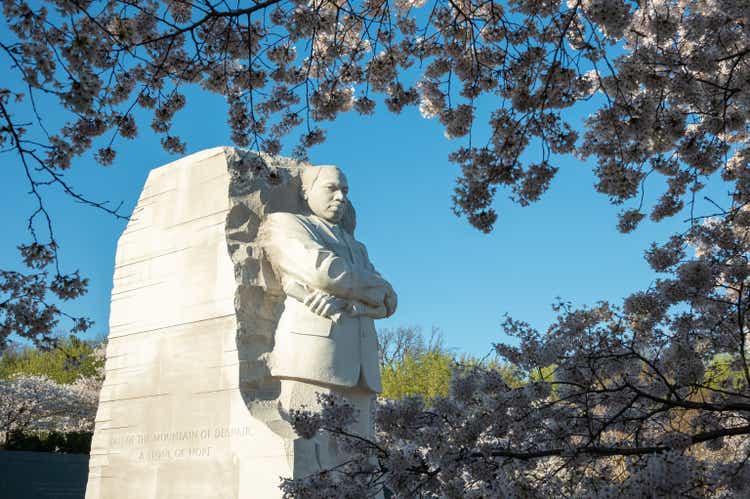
284;208;750;495
0;373;99;442
2;0;749;493
0;340;104;444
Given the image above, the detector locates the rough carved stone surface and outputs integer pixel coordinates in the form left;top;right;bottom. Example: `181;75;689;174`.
86;147;305;498
86;147;395;498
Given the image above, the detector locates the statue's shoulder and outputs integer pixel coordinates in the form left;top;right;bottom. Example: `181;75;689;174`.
262;212;316;235
264;211;307;226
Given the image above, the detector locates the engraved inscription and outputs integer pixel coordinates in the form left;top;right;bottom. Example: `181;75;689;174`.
138;447;211;462
108;425;254;463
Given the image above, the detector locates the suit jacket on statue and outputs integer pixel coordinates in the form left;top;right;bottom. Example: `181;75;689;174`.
260;212;388;392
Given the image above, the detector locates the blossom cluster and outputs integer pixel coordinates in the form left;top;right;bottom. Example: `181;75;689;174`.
1;242;91;350
0;373;99;438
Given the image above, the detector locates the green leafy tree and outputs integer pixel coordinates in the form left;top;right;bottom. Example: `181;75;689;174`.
378;326;453;403
378;326;523;402
0;336;105;384
381;350;454;403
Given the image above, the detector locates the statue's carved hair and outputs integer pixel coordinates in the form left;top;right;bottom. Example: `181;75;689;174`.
299;164;341;193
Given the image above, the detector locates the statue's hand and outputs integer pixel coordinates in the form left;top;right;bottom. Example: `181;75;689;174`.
303;289;346;319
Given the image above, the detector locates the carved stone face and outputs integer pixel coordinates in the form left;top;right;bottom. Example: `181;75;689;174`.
304;167;349;223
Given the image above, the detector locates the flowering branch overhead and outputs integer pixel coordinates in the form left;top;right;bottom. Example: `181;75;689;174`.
1;0;750;495
2;0;747;232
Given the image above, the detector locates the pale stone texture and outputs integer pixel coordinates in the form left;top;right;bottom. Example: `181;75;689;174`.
256;167;397;476
87;148;303;498
87;148;395;498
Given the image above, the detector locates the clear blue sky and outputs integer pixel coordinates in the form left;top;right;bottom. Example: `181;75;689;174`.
0;82;724;357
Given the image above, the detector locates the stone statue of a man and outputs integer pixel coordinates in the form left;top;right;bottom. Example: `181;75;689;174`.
259;165;397;475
